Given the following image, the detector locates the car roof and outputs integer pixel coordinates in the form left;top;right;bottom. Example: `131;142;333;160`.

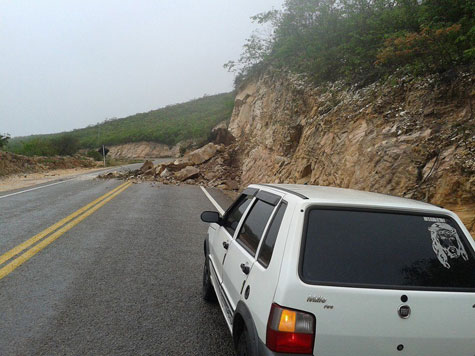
253;184;445;213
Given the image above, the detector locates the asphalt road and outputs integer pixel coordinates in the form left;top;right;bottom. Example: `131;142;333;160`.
0;164;235;355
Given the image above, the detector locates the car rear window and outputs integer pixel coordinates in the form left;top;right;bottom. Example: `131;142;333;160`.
301;209;475;290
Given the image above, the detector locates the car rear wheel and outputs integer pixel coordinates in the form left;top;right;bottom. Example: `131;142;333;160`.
202;257;217;302
236;329;252;356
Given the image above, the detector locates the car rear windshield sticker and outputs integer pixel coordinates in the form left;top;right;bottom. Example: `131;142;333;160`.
424;217;446;223
428;222;469;269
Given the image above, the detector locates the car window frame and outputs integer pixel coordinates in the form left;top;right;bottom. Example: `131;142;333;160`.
231;189;283;258
256;200;288;268
298;205;475;292
221;187;259;220
222;193;255;238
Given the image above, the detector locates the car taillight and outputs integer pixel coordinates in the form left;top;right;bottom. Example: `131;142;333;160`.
266;303;315;354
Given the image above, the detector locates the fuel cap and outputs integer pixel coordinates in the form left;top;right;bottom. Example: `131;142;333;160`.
398;305;411;319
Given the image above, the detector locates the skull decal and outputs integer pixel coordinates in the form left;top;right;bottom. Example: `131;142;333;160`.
428;222;468;269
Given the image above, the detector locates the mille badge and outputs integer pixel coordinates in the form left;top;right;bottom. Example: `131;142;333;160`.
307;296;327;303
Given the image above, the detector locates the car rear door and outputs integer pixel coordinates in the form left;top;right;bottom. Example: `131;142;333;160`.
280;208;475;356
222;190;281;311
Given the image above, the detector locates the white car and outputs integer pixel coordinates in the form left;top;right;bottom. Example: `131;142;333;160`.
200;184;475;356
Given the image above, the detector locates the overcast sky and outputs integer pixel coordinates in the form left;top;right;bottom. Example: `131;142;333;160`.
0;0;284;137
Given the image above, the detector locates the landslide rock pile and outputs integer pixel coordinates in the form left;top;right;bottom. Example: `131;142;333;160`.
98;70;474;234
101;142;241;191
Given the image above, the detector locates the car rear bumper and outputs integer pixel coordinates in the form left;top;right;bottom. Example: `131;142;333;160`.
258;338;313;356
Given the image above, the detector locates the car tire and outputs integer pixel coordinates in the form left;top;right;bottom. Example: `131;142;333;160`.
236;328;253;356
202;257;217;302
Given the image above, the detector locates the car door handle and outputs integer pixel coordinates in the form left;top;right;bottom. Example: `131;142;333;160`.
222;241;229;250
240;263;250;275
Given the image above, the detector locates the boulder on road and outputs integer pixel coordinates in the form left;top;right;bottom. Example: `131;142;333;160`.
139;160;154;173
160;168;173;178
187;143;220;165
143;168;155;176
155;164;166;176
175;166;200;181
172;157;194;169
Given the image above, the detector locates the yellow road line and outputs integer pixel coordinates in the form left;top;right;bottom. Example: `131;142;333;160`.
0;181;132;280
0;181;130;267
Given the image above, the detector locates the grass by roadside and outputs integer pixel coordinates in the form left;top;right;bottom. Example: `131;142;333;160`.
0;166;107;193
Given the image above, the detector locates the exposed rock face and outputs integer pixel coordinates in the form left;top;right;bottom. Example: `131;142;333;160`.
108;141;180;159
229;72;474;234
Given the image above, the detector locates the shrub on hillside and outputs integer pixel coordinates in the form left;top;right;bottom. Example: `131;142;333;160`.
0;134;10;149
51;135;79;156
86;150;103;161
227;0;475;86
376;24;469;73
21;138;56;156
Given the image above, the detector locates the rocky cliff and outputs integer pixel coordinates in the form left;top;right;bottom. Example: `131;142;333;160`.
108;141;180;159
228;71;474;234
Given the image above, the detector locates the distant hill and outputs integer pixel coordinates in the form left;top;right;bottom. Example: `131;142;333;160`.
7;92;235;156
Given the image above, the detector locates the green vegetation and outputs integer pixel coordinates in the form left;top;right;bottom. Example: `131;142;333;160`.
0;134;10;149
7;134;80;156
7;92;235;156
86;149;103;161
226;0;474;86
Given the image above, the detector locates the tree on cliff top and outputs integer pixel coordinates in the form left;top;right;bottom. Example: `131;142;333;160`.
226;0;475;86
0;134;10;149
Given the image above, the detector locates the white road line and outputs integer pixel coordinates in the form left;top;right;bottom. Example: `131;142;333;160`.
200;186;225;215
0;163;135;199
0;179;74;199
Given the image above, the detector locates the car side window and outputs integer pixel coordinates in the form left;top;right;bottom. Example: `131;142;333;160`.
223;195;253;236
236;199;275;257
258;202;287;268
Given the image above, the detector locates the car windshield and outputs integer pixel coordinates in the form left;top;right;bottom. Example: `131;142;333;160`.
301;209;475;290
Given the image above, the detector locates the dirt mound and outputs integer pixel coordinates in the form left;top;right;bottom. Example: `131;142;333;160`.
0;151;97;177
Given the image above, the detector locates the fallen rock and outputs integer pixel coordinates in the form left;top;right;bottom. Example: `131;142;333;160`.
175;166;200;181
172;157;194;169
225;180;239;190
143;168;155;176
217;179;239;191
139;160;154;173
160;168;173;178
155;164;166;176
211;127;236;146
187;143;220;165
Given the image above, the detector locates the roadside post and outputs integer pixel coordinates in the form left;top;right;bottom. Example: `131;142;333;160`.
98;145;109;167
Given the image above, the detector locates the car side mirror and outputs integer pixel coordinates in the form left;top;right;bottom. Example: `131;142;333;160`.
200;211;221;224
